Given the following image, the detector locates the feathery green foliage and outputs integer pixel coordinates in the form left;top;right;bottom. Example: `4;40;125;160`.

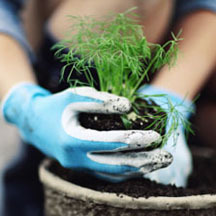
53;10;180;102
53;10;192;147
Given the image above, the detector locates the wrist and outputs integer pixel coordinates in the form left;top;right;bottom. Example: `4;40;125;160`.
2;83;50;124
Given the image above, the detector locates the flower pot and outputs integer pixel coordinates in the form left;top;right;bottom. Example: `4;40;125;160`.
39;148;216;216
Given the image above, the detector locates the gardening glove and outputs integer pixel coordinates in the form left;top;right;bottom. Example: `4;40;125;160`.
138;84;195;187
2;83;173;178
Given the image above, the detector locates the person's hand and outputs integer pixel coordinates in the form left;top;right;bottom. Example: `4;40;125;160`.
2;83;173;179
138;84;194;187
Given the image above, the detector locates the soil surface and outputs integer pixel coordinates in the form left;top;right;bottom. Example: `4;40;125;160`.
46;110;216;215
79;98;166;135
44;186;216;216
47;148;216;216
49;111;216;198
49;148;216;198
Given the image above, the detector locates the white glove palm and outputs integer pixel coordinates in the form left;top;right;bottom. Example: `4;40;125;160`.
145;129;192;187
139;84;194;187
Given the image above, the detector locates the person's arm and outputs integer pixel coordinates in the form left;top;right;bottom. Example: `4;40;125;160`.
0;0;36;97
0;34;36;97
140;9;216;187
0;1;172;182
152;10;216;100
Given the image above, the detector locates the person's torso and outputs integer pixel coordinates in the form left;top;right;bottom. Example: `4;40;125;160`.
48;0;174;44
35;0;175;92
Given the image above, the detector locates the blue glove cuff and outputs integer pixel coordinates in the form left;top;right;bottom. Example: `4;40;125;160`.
138;84;195;119
2;83;50;125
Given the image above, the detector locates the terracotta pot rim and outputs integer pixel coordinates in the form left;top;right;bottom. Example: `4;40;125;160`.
39;158;216;210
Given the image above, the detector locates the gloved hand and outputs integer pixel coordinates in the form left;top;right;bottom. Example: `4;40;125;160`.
138;84;195;187
2;83;173;179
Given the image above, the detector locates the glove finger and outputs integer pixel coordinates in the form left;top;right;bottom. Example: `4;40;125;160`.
91;171;142;183
87;149;173;174
85;157;139;174
63;122;162;150
64;87;131;114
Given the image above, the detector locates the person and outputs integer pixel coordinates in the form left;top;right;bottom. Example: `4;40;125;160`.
0;0;216;215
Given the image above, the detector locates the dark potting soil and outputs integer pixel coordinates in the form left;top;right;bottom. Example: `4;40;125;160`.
47;107;216;215
44;185;216;216
50;108;216;198
79;98;166;136
49;149;216;198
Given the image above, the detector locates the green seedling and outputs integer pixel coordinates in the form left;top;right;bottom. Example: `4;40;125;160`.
53;9;193;147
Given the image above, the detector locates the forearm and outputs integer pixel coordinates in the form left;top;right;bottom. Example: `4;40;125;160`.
0;34;36;97
152;10;216;100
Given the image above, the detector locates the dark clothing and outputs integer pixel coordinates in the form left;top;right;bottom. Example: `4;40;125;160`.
2;143;44;216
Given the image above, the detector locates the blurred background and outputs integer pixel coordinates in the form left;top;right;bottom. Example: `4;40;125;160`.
0;116;19;172
0;0;60;172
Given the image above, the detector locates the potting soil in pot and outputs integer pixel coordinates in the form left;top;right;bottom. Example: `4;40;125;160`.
47;149;216;216
44;112;216;216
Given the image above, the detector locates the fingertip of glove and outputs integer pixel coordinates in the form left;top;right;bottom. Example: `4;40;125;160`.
103;96;131;114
